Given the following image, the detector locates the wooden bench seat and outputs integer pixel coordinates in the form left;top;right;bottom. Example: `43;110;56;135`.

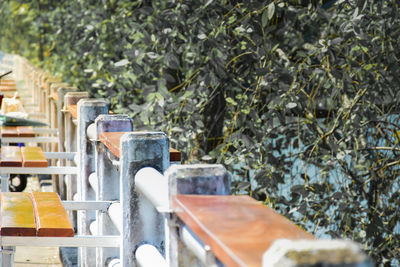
0;146;22;167
0;146;48;167
21;146;48;167
0;86;17;92
173;195;314;267
0;192;74;237
99;131;181;161
1;126;35;138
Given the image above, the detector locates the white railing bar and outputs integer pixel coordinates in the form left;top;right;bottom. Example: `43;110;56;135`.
0;166;78;175
1;136;59;143
107;258;121;267
90;220;98;236
135;244;167;267
86;123;96;140
88;172;98;193
43;152;76;160
32;128;58;134
135;167;170;213
62;200;113;212
1;235;120;248
108;202;122;234
73;153;79;166
180;226;217;266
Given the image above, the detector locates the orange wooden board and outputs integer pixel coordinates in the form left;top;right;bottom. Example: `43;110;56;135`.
99;131;181;161
0;192;37;236
1;126;19;137
21;146;48;167
30;192;74;237
0;146;23;167
17;126;35;137
173;195;315;267
66;104;77;119
0;86;17;92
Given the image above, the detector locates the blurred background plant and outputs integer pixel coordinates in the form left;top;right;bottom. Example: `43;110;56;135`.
1;0;399;265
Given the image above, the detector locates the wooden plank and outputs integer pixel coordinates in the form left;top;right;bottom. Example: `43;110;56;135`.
170;148;181;162
173;195;315;267
0;146;23;167
30;192;74;237
66;104;77;119
99;131;124;158
99;131;181;161
0;192;37;236
1;126;19;137
17;126;35;137
21;146;48;167
0;86;17;91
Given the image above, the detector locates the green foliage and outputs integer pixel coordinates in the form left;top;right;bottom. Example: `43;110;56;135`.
1;0;400;265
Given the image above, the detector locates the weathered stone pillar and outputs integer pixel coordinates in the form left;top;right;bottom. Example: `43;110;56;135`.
77;98;108;267
119;132;169;266
94;114;132;266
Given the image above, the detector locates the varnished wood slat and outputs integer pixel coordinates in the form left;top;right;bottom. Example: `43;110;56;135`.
99;131;181;161
66;104;77;119
21;146;48;167
0;192;37;236
1;126;19;137
0;146;23;167
173;195;315;267
0;86;17;91
17;126;35;137
30;192;74;237
0;80;16;86
170;148;181;162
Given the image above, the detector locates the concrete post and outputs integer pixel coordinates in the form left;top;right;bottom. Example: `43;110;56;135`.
59;89;81;152
63;91;87;200
165;164;231;267
77;99;108;267
120;132;170;267
47;83;69;196
94;114;133;266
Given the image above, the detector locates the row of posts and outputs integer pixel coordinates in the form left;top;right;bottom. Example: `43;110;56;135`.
11;55;371;267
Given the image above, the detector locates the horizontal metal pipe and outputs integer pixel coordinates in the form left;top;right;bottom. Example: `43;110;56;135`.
86;123;96;140
43;152;76;160
135;167;169;212
108;202;122;234
32;128;59;134
1;235;120;248
62;201;112;212
90;220;98;235
135;244;167;267
88;172;98;193
180;226;209;265
73;153;79;166
108;258;121;267
1;136;59;143
0;166;78;175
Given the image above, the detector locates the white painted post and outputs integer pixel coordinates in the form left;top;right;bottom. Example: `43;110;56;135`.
120;132;170;266
94;114;133;266
77;99;108;267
